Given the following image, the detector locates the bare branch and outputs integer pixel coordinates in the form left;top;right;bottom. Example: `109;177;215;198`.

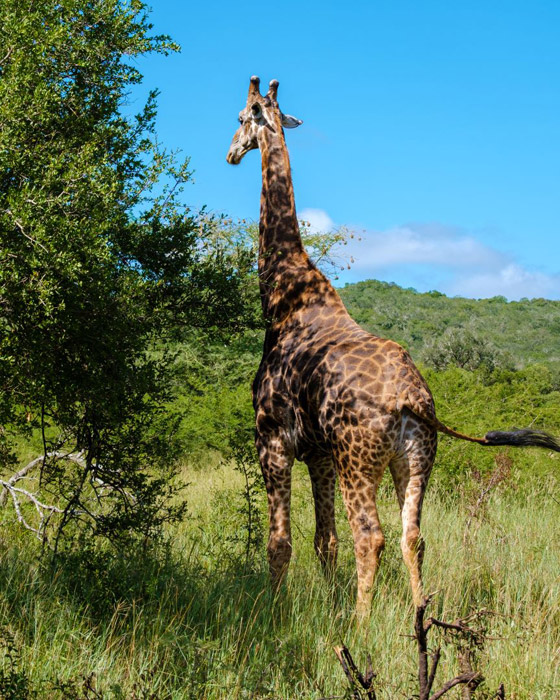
0;451;85;506
415;598;489;700
429;672;483;700
333;599;504;699
0;451;131;544
2;481;63;539
427;648;441;696
334;645;377;700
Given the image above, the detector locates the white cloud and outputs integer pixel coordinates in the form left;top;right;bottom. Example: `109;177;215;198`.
349;223;507;270
450;264;560;300
304;213;560;300
298;207;334;233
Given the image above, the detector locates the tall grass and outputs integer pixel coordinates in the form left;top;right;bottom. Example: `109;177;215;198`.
0;457;558;698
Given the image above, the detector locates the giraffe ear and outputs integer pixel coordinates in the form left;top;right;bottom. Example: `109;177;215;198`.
281;113;303;129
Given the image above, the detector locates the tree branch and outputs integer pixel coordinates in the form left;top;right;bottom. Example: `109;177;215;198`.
1;481;63;539
333;645;376;700
429;672;482;700
415;598;487;700
0;451;86;506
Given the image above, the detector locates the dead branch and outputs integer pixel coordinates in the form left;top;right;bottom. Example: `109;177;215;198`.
0;451;138;545
333;629;482;700
425;613;488;642
0;451;132;542
415;598;487;700
0;457;41;507
0;451;85;506
333;645;376;700
428;672;482;700
1;481;63;539
333;598;504;700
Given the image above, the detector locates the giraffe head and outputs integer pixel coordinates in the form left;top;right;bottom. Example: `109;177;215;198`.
226;76;302;165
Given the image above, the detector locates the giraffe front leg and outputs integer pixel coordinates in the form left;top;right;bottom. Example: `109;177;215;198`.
256;433;294;590
306;455;338;580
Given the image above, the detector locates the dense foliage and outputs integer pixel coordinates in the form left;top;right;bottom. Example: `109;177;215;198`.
0;0;254;545
339;279;560;375
0;2;558;697
0;4;558;695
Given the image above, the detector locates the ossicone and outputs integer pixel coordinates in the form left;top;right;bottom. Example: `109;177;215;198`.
267;79;279;101
248;75;261;97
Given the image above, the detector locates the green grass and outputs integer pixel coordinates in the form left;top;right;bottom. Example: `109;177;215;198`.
0;458;559;698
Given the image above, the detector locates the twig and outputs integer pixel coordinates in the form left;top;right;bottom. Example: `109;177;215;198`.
0;451;129;544
0;451;85;506
429;672;482;700
4;209;48;252
332;600;504;700
333;645;376;700
415;597;485;700
2;482;63;539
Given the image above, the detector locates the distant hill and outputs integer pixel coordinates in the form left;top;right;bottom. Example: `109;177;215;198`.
338;279;560;370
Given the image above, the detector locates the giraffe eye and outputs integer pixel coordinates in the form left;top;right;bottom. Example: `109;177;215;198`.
238;116;243;124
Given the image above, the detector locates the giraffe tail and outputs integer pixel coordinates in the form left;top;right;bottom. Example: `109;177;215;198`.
434;420;560;451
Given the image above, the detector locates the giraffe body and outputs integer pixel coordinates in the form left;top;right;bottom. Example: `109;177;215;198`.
253;258;437;610
227;76;560;615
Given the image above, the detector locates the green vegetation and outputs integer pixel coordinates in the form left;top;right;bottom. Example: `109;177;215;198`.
3;279;559;695
0;460;558;698
173;291;560;479
340;279;560;373
0;0;254;545
1;1;559;697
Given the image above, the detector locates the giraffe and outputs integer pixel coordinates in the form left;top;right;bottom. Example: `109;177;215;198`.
226;76;560;616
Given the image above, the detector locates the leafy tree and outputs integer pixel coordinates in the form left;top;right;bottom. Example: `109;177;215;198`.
422;328;514;374
0;0;253;546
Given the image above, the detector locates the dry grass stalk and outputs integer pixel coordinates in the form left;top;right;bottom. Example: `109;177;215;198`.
463;452;513;545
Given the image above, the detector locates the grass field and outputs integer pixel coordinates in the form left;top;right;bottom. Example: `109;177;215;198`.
0;449;559;699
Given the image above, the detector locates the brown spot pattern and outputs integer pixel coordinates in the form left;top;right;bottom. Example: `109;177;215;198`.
229;77;439;615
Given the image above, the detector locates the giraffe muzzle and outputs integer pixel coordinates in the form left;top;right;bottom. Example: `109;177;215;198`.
226;141;251;165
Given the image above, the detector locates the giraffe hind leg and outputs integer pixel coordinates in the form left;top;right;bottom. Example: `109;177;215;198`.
389;418;437;607
335;443;388;618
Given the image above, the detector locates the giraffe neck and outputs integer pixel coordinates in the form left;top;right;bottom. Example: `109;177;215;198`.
258;121;309;310
256;117;348;326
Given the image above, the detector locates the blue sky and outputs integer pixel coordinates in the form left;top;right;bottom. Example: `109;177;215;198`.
134;1;560;300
